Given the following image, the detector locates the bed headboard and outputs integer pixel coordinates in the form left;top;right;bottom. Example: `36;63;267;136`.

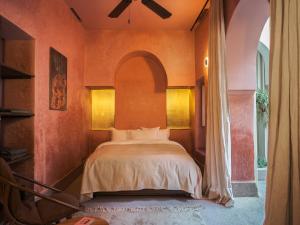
88;51;194;155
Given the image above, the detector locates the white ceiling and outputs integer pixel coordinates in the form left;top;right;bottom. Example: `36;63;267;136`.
64;0;206;30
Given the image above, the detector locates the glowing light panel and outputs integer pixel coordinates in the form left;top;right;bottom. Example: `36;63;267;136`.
92;89;115;130
167;89;191;129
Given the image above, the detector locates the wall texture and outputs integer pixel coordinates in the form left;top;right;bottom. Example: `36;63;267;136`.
229;91;255;181
0;0;88;185
226;0;269;90
224;0;240;29
84;29;196;87
115;54;167;129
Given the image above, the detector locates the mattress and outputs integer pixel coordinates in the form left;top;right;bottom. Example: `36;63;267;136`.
80;140;202;200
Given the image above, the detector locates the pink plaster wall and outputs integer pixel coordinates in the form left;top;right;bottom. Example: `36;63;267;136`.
229;91;255;181
0;0;88;185
224;0;240;29
226;0;269;90
115;55;167;129
84;29;195;87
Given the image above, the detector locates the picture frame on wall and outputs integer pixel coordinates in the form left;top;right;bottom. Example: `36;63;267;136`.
49;47;67;111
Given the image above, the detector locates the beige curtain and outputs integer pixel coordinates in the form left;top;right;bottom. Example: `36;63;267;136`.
264;0;300;224
204;0;234;207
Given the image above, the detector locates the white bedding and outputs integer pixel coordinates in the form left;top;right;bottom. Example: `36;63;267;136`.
81;140;202;200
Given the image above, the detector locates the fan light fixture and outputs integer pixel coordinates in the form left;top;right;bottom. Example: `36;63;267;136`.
108;0;172;19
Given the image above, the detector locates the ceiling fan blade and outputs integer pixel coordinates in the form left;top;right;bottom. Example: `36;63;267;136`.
141;0;172;19
108;0;132;18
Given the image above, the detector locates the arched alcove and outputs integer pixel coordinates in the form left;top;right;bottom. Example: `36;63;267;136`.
226;0;269;90
115;51;168;129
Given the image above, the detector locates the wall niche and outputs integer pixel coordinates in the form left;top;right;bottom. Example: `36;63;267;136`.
0;16;35;182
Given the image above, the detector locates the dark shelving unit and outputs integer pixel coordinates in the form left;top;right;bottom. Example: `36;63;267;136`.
0;16;35;180
1;64;34;79
0;64;35;119
5;154;32;165
0;110;34;118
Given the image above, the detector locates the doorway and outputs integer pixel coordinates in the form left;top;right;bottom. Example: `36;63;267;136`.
256;18;270;181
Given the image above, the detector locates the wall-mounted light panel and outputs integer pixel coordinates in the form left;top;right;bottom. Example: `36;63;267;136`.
167;88;192;129
91;89;115;130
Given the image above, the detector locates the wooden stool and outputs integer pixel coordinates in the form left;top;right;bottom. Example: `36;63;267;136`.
59;216;109;225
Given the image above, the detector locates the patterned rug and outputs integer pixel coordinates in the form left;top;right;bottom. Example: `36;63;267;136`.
75;205;206;225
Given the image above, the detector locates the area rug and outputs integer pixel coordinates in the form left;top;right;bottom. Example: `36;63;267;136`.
76;205;206;225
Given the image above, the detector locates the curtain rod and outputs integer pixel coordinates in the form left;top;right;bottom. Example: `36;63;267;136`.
190;0;210;31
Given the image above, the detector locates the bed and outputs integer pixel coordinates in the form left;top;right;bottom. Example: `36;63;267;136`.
80;138;202;200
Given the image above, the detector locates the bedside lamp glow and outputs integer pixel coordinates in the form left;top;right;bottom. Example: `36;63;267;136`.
91;89;115;130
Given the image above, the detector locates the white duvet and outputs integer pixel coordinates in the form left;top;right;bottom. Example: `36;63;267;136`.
81;140;202;200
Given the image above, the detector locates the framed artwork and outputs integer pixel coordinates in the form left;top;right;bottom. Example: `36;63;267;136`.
49;47;67;111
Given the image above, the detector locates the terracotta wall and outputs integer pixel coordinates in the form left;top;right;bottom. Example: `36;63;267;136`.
85;29;196;153
84;29;195;87
229;91;255;181
0;0;88;185
0;0;258;185
115;54;167;129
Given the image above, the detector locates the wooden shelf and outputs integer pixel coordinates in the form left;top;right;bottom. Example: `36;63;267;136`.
0;109;34;118
0;64;34;79
3;154;32;165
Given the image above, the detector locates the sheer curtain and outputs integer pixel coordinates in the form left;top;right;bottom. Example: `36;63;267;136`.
264;0;300;224
204;0;234;207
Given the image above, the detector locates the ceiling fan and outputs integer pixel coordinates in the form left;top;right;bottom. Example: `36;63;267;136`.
108;0;172;19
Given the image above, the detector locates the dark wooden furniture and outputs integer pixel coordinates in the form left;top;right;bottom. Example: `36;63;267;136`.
1;64;34;79
0;64;34;117
0;63;34;166
0;158;83;225
0;17;35;173
5;154;32;165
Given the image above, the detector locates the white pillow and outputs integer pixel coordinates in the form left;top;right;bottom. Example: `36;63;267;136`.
130;129;158;140
141;127;160;133
111;128;129;141
157;128;170;140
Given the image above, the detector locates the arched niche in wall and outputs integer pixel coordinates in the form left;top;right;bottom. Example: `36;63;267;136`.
226;0;269;90
115;51;168;129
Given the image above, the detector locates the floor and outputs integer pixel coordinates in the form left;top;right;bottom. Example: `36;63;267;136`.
66;175;266;225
